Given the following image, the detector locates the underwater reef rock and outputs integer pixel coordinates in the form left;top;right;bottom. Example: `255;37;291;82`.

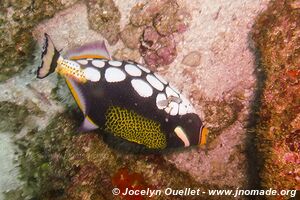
112;48;141;63
129;0;189;33
124;0;189;68
140;26;177;69
15;112;76;200
203;100;243;136
0;102;29;133
120;24;144;49
0;0;78;82
0;100;42;134
66;162;112;200
129;0;170;26
252;0;300;192
87;0;121;45
153;1;189;36
182;51;202;67
12;110;230;200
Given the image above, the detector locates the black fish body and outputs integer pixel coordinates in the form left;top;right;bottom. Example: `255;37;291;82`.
37;33;208;153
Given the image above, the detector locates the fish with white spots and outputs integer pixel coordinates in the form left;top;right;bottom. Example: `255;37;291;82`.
37;33;208;153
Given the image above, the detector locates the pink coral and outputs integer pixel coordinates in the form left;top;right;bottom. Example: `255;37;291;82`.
123;0;190;68
140;27;177;68
283;153;300;164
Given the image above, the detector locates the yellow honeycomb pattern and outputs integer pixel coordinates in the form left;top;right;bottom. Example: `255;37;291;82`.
105;106;166;149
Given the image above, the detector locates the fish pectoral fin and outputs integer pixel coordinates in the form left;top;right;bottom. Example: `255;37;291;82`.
78;116;99;132
65;77;87;114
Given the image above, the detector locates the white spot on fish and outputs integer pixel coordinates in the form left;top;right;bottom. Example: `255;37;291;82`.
108;60;122;67
165;102;179;116
137;64;151;73
146;74;164;91
105;67;126;82
76;59;88;65
154;73;168;85
166;86;179;98
92;60;105;68
178;103;187;115
170;102;179;116
178;94;195;114
124;64;142;77
131;79;153;97
174;126;190;147
84;67;101;82
156;93;167;109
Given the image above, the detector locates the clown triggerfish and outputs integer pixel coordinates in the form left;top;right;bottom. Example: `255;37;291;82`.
37;33;208;153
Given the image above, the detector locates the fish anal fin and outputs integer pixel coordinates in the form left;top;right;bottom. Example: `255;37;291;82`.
79;116;99;132
65;77;86;114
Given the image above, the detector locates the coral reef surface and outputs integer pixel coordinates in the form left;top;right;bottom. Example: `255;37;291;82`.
252;0;300;193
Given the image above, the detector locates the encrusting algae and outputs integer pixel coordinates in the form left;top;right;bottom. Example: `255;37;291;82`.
252;0;300;195
7;110;228;200
120;0;190;69
87;0;121;45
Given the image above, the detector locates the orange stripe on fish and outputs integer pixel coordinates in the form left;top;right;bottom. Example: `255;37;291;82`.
70;54;109;60
199;126;208;146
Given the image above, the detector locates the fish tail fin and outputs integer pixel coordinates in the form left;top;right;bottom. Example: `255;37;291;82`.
37;33;61;79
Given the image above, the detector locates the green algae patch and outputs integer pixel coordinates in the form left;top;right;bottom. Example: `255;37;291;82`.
0;0;78;82
14;111;78;200
0;101;29;132
3;189;24;200
252;0;300;192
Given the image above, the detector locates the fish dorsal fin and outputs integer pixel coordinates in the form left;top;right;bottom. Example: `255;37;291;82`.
65;77;87;114
65;41;110;60
79;116;99;132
